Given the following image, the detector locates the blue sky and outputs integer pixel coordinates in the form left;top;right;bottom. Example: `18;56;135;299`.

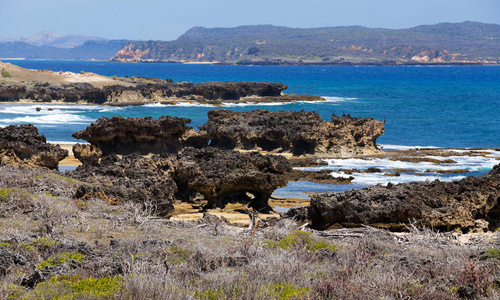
1;0;499;40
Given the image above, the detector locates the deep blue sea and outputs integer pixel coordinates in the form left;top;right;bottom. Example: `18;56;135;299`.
1;61;499;195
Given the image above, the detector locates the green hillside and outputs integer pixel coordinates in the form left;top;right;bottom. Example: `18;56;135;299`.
110;22;500;65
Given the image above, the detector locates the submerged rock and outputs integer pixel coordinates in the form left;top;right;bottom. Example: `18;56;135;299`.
200;109;385;157
0;124;67;169
309;164;500;232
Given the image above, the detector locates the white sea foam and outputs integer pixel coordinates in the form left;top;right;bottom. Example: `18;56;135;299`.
320;96;356;103
378;144;440;151
0;114;92;125
299;151;499;186
140;96;355;108
0;104;108;116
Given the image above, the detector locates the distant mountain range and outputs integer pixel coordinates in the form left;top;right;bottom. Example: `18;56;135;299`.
110;22;500;65
0;31;128;60
2;23;499;64
0;31;107;48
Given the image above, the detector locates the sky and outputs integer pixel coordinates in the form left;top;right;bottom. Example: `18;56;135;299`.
1;0;499;41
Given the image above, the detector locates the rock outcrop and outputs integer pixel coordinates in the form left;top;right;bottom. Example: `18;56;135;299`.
0;124;67;169
69;148;291;213
71;116;205;156
309;164;500;232
200;109;385;157
70;154;178;216
72;110;384;158
72;143;102;166
171;147;291;210
0;81;295;104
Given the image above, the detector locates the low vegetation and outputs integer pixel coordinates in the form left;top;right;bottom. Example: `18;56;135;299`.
0;166;499;299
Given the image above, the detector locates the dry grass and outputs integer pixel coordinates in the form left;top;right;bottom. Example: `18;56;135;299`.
0;166;499;299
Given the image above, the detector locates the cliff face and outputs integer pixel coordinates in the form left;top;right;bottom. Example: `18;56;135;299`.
110;22;500;65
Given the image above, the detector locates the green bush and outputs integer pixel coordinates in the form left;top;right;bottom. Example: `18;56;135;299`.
0;188;12;201
267;230;338;252
16;275;122;299
37;252;85;269
485;248;500;259
265;282;310;300
1;68;12;77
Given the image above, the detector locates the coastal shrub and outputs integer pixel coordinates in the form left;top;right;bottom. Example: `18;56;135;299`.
195;287;227;300
1;68;12;77
264;282;310;300
29;173;76;183
267;230;338;252
165;245;192;265
0;188;34;212
37;252;85;269
0;242;11;248
18;275;122;299
485;247;500;259
0;188;12;200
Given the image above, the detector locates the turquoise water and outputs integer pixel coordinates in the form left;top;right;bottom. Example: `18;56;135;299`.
1;61;499;193
2;60;499;148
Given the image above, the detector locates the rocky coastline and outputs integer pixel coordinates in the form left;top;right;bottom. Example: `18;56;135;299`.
71;110;385;158
0;60;324;105
1;111;498;234
1;110;499;299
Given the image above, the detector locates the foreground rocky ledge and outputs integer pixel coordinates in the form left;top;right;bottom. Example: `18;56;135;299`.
308;164;500;232
72;110;385;157
69;148;291;216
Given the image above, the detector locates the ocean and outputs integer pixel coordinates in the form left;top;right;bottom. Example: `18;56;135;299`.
1;61;499;196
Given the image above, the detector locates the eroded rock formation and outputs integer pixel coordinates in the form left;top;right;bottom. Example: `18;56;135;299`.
309;164;500;232
70;154;178;216
71;116;205;155
171;147;291;210
72;110;385;158
70;148;291;214
200;109;385;157
72;143;102;166
0;124;67;169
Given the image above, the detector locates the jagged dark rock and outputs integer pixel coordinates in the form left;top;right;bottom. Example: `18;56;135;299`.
200;109;385;157
309;164;500;232
69;148;291;213
70;154;178;216
72;110;385;158
0;124;67;169
0;247;26;275
71;116;205;156
171;147;291;210
72;143;102;165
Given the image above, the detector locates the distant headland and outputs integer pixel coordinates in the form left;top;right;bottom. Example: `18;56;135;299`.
110;22;500;66
2;22;499;65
